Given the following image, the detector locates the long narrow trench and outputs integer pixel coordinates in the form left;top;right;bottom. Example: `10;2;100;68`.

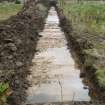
26;7;90;104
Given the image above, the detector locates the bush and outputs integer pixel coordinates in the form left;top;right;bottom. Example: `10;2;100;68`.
15;0;21;4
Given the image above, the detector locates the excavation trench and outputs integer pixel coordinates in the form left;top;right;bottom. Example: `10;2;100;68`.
26;7;90;104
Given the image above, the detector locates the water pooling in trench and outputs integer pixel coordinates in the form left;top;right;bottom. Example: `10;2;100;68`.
26;7;90;104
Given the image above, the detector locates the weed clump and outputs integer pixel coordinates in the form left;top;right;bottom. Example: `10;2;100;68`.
15;0;21;4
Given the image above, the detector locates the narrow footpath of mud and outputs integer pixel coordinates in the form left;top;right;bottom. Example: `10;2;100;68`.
26;7;90;105
56;6;105;102
0;1;49;105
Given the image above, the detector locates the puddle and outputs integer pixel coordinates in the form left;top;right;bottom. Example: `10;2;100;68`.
26;7;90;104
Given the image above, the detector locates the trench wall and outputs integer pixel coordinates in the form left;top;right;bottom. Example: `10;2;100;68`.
56;6;105;102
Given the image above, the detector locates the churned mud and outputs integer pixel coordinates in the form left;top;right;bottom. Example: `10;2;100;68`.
0;1;49;104
26;7;90;104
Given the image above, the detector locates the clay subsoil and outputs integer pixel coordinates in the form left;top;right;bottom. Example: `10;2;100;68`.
0;0;49;105
56;6;105;102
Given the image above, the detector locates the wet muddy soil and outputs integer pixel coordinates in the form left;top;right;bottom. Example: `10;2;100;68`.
26;7;90;105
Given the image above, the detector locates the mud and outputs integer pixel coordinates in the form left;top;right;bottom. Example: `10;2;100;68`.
25;7;90;105
56;6;105;102
0;0;105;104
0;0;49;105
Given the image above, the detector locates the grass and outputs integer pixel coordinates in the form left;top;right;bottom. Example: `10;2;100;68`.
0;3;22;21
59;1;105;88
96;68;105;88
61;2;105;33
0;83;12;104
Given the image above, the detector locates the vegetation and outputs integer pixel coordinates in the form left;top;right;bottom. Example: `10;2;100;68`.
0;83;12;104
61;2;105;33
96;68;105;88
59;0;105;90
0;3;22;21
15;0;21;4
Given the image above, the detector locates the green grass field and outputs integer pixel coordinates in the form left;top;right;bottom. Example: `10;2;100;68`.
61;2;105;34
0;3;22;21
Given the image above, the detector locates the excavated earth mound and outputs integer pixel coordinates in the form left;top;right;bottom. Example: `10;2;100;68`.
0;0;49;105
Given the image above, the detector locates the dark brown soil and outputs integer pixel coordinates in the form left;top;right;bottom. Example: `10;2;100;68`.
0;0;49;105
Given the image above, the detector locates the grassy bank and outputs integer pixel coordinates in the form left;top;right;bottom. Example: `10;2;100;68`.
61;2;105;34
58;1;105;98
0;3;22;21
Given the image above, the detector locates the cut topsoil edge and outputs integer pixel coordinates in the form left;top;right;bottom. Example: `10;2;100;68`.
56;6;105;102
